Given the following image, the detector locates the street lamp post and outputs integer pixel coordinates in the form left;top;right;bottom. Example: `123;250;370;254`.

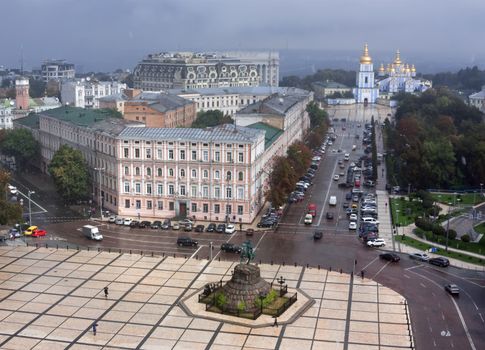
28;190;35;226
94;168;104;220
445;205;451;252
395;209;400;236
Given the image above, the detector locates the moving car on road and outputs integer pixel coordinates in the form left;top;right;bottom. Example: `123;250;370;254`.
409;252;429;262
176;237;198;247
313;231;323;240
23;226;38;236
304;214;313;225
445;284;459;295
367;238;386;247
220;243;241;253
31;229;47;237
379;253;400;262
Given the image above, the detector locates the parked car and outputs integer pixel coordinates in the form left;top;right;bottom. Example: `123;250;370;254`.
161;219;171;230
176;237;198;247
123;218;133;226
345;193;353;201
23;225;38;236
8;228;21;239
108;216;117;223
225;224;236;234
343;202;349;209
216;224;226;233
333;174;340;181
151;221;162;229
194;225;205;232
139;221;151;228
367;238;386;247
379;253;400;262
409;252;429;262
444;284;459;295
206;223;216;232
429;257;450;267
220;243;241;253
257;220;276;228
129;220;140;228
172;223;180;230
246;228;254;237
313;231;323;240
349;222;357;230
349;213;358;221
326;212;334;220
179;219;194;227
31;229;47;237
184;224;193;232
115;217;124;225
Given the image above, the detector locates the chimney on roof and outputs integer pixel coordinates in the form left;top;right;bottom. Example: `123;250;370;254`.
123;88;142;99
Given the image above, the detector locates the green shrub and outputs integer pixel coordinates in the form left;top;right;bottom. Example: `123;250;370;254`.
432;224;446;236
414;228;426;238
415;218;433;231
461;234;471;243
215;292;227;308
237;301;246;312
447;229;457;240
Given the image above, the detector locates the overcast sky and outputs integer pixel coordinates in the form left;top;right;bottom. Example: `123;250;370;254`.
2;0;484;73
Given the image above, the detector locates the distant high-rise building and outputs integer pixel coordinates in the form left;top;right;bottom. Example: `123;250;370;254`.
41;59;75;82
133;51;279;91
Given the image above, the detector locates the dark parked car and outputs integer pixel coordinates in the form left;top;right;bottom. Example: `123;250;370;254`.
326;212;334;220
161;219;171;230
246;228;254;237
194;225;205;232
429;257;450;267
345;193;352;200
139;221;151;228
206;223;216;232
257;220;276;228
216;224;226;233
176;237;198;247
220;243;242;253
129;220;140;228
151;221;162;229
379;253;400;262
313;231;323;240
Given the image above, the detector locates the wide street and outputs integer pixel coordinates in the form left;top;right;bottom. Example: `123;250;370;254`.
8;104;485;350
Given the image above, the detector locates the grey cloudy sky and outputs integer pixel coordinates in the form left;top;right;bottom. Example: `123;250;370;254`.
2;0;484;72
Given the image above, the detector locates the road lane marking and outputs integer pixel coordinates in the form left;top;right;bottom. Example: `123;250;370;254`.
361;256;379;271
479;313;484;324
316;147;341;227
420;282;427;288
189;245;203;259
403;274;410;279
372;261;390;279
254;230;269;251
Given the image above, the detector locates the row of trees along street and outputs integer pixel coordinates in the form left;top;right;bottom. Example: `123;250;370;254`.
265;102;329;207
383;87;484;190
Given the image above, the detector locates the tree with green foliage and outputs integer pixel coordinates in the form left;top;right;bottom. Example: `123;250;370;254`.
29;79;46;98
0;170;23;225
280;69;356;91
306;101;329;128
191;110;233;128
48;145;90;204
0;129;40;170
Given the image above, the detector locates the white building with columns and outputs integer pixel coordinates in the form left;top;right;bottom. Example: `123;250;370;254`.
61;79;127;108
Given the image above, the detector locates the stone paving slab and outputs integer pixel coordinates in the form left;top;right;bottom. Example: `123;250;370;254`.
0;246;413;349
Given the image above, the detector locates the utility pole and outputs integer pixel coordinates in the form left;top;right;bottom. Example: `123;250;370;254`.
94;168;104;220
28;190;35;226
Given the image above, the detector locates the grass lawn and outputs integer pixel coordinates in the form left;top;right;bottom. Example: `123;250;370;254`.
431;192;484;206
397;235;485;266
475;222;485;236
390;197;424;226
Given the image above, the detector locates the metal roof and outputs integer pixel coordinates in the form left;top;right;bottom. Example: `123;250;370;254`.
118;123;264;144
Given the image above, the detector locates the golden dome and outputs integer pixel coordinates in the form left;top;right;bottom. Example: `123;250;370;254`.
360;43;372;64
405;64;411;73
393;49;402;65
411;64;416;72
379;63;385;72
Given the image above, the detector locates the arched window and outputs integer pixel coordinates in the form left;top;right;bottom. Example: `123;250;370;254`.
157;168;162;177
191;169;197;178
226;171;232;181
226;186;232;199
135;167;140;176
203;170;208;178
215;170;220;179
146;167;152;176
169;168;174;177
180;169;186;177
238;171;244;181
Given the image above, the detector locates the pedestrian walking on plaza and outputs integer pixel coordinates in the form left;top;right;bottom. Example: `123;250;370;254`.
361;270;365;280
273;317;278;327
103;286;109;298
92;322;98;336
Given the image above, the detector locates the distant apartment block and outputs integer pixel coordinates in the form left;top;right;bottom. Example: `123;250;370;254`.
0;105;13;129
469;85;485;113
41;59;75;82
133;51;279;91
61;79;127;108
99;89;196;128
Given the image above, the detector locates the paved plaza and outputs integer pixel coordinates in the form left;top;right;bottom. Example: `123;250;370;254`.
0;246;413;349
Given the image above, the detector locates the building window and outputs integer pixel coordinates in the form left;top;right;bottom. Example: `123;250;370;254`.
180;169;185;177
191;169;197;178
169;168;174;177
168;184;174;195
226;152;232;162
135;148;140;158
180;150;185;160
169;202;174;210
214;151;220;162
191;203;197;212
226;205;232;214
191;186;197;197
203;170;208;178
146;148;151;159
238;152;244;162
226;171;232;181
203;150;208;161
136;200;141;209
157;201;163;210
214;187;220;198
214;170;220;180
124;148;129;158
157;184;163;195
157;168;163;177
238;187;244;199
157;148;162;159
125;199;130;208
214;204;220;213
203;203;208;213
180;185;186;196
238;205;243;215
146;167;152;176
146;183;152;194
124;182;129;193
124;166;129;175
168;149;174;159
238;171;244;181
135;183;141;193
147;200;152;209
203;186;209;198
226;187;232;199
135;167;140;176
191;150;197;161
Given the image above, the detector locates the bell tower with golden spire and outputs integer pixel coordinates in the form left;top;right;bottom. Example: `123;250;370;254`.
353;43;379;104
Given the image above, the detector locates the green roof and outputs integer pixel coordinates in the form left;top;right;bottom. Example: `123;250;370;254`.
246;122;283;149
14;114;40;129
38;106;121;127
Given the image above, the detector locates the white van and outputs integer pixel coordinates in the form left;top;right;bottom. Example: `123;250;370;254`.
82;225;103;241
344;153;350;161
329;196;337;206
304;214;313;225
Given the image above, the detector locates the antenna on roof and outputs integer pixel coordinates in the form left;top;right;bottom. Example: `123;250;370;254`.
20;44;24;75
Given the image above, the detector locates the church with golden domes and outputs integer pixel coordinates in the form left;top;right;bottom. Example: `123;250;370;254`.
353;44;432;104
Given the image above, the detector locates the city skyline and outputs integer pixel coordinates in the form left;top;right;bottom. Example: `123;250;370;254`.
1;0;484;73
